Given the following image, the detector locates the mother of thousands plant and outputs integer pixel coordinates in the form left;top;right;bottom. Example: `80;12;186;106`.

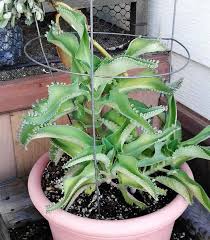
19;2;210;212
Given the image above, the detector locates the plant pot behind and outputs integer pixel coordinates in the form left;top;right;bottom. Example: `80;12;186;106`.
0;25;23;67
28;153;193;240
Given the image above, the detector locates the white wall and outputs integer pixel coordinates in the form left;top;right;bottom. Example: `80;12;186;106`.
172;54;210;119
147;0;210;119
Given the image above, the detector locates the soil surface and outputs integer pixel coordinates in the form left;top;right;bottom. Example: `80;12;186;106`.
42;155;177;220
9;218;195;240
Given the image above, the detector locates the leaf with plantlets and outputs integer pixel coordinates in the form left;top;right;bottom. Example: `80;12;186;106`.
119;122;136;150
24;82;84;125
168;169;210;211
173;121;182;142
101;118;119;132
19;99;74;150
124;126;179;157
155;186;167;196
129;98;166;116
94;56;158;90
31;98;48;113
55;2;90;68
107;148;116;167
167;78;183;92
19;122;38;149
108;90;155;133
22;124;93;149
46;23;79;67
64;153;111;170
129;100;167;120
138;142;169;167
125;37;167;57
172;146;210;167
118;185;147;209
47;162;95;211
49;142;64;165
114;70;173;95
112;155;157;199
155;176;193;204
181;126;210;147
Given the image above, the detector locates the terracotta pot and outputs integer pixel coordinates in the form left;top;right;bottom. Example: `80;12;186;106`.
28;153;193;240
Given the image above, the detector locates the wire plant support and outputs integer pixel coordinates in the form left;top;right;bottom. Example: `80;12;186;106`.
89;0;101;214
24;34;190;79
24;0;191;217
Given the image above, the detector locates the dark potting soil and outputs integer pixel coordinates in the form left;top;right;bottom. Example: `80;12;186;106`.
41;155;177;220
9;218;195;240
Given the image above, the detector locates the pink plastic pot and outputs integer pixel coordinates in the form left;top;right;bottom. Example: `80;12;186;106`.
28;153;193;240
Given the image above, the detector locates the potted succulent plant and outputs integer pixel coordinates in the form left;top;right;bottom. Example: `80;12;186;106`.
0;0;45;66
19;2;210;240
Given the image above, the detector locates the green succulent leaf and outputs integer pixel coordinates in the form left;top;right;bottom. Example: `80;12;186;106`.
24;82;83;125
19;83;85;146
113;155;157;199
64;153;110;169
94;56;158;90
103;109;127;127
114;70;173;95
129;98;167;119
101;118;119;132
47;162;95;211
125;37;167;57
21;124;93;149
165;95;177;129
172;146;210;167
108;90;155;133
55;1;90;68
118;185;147;209
168;169;210;211
47;25;79;66
106;120;129;150
49;141;64;165
156;176;193;204
51;138;83;158
119;122;136;150
181;126;210;147
138;142;169;167
124;126;179;157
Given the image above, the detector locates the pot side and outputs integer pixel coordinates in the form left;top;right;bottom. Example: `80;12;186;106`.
28;153;193;240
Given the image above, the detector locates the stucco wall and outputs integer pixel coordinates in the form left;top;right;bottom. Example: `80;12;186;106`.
147;0;210;119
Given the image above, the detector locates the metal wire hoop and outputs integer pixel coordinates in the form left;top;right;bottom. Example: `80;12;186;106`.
24;32;190;79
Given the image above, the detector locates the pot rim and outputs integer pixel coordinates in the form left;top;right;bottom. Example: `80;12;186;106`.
28;152;193;237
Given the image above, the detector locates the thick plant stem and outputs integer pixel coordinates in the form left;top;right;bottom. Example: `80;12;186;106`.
56;13;61;29
93;40;112;59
